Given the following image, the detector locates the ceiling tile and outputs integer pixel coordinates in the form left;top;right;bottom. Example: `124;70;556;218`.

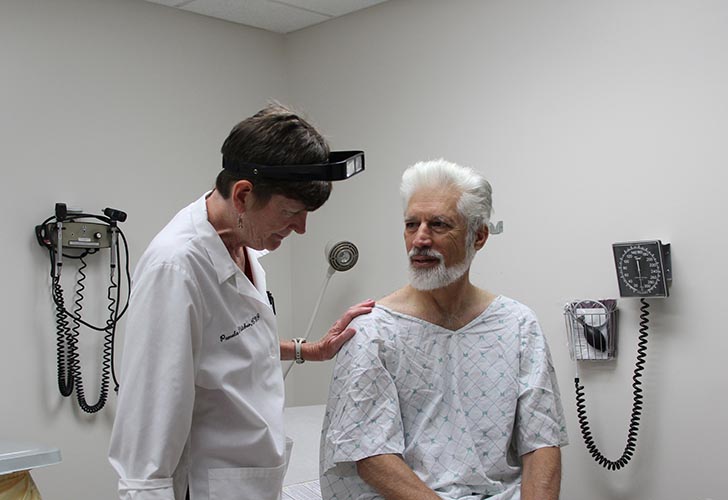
140;0;390;34
144;0;190;7
181;0;330;33
272;0;388;17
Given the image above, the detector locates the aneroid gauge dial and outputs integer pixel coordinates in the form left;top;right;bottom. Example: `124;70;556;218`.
612;240;671;298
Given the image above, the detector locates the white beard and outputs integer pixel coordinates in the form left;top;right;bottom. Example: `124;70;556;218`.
408;246;475;291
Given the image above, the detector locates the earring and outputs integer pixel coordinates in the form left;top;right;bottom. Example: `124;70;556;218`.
237;213;244;229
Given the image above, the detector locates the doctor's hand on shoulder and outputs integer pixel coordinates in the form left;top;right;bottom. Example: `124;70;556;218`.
281;299;375;362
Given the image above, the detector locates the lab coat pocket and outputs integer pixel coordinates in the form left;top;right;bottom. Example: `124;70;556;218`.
208;462;286;500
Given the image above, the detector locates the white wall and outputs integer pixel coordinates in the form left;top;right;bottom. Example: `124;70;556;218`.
3;0;727;499
284;1;727;499
0;0;292;498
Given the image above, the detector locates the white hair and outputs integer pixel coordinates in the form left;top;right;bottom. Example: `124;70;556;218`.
400;158;493;243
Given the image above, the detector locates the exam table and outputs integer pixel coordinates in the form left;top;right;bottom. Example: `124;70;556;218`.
283;404;326;499
0;440;61;499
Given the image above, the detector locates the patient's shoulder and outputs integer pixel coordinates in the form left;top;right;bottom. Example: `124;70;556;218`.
377;287;417;316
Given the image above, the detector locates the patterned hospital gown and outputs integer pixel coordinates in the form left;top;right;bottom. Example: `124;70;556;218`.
320;296;568;500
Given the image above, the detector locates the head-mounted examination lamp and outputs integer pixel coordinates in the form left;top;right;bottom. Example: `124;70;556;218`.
222;150;365;181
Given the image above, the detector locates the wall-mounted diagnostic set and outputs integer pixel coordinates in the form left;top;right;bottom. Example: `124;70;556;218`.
564;240;671;470
35;203;131;413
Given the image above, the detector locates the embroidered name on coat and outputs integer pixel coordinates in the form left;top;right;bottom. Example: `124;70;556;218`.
220;313;261;342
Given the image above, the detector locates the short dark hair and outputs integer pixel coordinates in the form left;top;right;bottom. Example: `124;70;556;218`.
216;103;332;211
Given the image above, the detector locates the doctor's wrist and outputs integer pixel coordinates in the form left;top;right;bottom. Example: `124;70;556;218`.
292;338;306;364
283;338;318;363
281;338;325;363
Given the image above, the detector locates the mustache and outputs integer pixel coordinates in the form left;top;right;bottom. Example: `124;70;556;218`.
408;248;444;261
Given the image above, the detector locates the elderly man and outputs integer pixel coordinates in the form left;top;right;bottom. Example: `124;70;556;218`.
320;159;567;500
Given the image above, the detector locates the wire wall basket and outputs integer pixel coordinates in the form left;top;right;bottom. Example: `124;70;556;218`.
564;299;618;361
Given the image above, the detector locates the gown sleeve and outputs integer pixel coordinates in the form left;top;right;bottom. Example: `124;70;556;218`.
515;312;569;455
321;315;405;474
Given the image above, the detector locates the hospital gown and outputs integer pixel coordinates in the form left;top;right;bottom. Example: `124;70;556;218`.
320;296;568;500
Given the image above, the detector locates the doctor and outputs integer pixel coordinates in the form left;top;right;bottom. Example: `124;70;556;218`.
109;103;373;500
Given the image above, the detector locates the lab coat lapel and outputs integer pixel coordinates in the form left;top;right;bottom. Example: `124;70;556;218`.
192;193;274;311
233;249;269;308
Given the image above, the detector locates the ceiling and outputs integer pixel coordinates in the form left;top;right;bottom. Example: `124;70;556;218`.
142;0;389;34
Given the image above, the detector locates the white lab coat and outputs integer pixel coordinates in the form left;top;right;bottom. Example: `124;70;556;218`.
109;194;288;500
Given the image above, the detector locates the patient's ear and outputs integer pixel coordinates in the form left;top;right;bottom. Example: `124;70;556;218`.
474;225;489;251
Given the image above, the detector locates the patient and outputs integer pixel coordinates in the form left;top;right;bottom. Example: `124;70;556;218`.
319;159;568;500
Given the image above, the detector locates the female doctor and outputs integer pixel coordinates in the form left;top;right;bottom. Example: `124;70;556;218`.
108;104;374;500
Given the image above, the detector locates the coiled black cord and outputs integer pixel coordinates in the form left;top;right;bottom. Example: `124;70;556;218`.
41;219;129;413
66;256;86;403
108;267;121;392
574;298;649;470
64;256;113;414
74;276;119;412
53;278;73;397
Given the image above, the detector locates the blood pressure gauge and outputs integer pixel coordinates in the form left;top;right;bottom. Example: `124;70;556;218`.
612;240;671;298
